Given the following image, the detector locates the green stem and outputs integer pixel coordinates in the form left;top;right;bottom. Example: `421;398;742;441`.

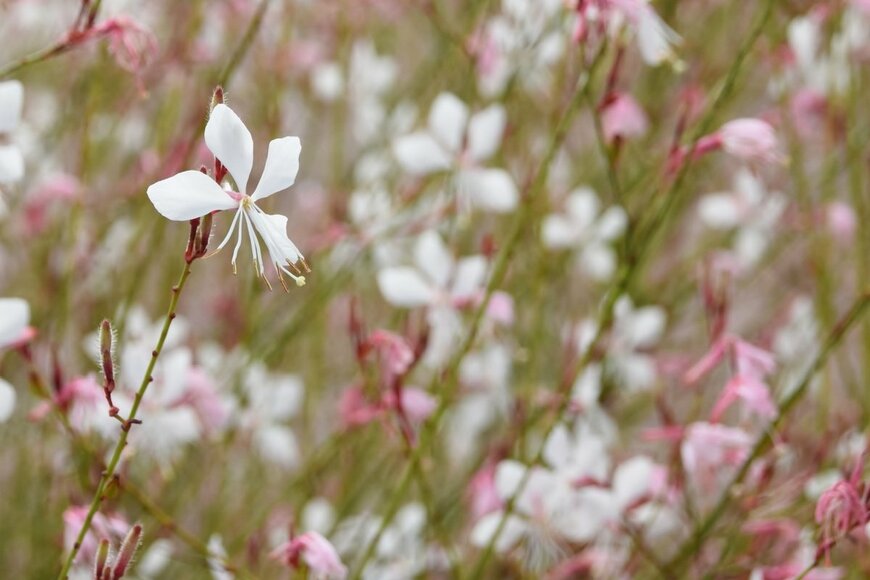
57;261;194;579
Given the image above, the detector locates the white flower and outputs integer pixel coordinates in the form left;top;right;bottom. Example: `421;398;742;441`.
698;169;786;269
238;363;304;469
541;186;628;280
377;230;488;367
147;104;308;287
475;0;566;97
0;80;24;184
392;92;518;213
0;297;29;422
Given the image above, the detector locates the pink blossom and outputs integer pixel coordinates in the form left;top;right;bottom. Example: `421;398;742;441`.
338;386;383;428
93;17;157;75
369;330;415;376
815;458;869;559
684;335;777;421
270;531;347;579
716;118;784;164
383;387;437;423
601;92;649;142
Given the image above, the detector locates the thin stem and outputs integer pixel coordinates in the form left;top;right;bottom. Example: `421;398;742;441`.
57;260;194;579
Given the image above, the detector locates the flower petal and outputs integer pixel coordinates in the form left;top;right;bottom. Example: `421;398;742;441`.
146;170;237;221
0;298;29;349
392;132;451;175
0;378;15;422
414;230;453;288
204;104;254;193
458;168;518;213
251;137;301;201
377;267;434;308
0;81;23;134
0;145;24;183
428;92;468;154
467;105;506;162
452;255;487;301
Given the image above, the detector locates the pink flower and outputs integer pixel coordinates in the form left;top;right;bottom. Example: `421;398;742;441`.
716;118;784;164
92;17;157;75
383;387;437;423
684;335;777;421
815;458;869;559
270;532;347;579
369;330;415;376
601;92;649;143
338;385;383;428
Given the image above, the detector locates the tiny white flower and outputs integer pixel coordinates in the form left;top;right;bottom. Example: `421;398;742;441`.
147;104;308;288
392;92;518;213
542;186;628;281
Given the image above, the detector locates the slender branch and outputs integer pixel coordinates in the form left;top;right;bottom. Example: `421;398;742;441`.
57;260;194;579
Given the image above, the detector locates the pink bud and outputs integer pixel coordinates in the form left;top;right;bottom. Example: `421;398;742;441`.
601;92;649;143
270;532;347;578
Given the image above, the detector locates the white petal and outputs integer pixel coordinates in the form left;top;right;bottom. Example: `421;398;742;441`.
566;187;600;228
0;298;29;349
204;104;254;194
459;168;518;213
247;209;303;267
543;424;572;469
467;105;506;162
377;268;435;308
0;81;23;133
427;92;468;154
579;245;617;281
596;206;628;240
147;171;237;221
470;512;527;552
251;137;301;201
254;425;300;468
613;456;654;510
452;255;487;301
541;215;579;248
625;306;666;348
494;459;527;499
0;378;15;422
698;194;741;229
0;145;24;183
392;132;452;175
414;230;453;288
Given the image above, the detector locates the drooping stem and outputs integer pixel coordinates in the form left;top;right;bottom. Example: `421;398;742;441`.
57;260;194;579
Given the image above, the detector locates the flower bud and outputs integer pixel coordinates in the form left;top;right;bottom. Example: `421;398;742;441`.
210;86;224;112
99;320;115;394
94;538;111;580
112;524;143;578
